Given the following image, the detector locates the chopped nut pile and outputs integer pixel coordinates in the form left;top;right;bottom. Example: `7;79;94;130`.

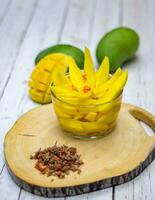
30;142;84;180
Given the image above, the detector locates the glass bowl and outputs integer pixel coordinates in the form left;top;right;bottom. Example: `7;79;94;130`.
51;90;122;140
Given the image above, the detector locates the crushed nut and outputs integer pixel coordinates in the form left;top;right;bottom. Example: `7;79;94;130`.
30;142;84;180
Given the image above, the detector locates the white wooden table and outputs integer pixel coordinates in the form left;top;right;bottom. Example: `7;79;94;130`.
0;0;155;199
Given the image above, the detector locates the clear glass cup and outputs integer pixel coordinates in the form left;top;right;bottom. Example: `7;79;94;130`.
51;90;122;140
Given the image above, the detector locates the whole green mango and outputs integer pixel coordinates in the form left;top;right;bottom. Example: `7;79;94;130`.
96;27;140;73
35;44;84;69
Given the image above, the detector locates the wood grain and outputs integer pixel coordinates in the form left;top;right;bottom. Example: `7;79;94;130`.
0;1;68;199
0;0;37;99
115;0;155;199
0;0;155;200
4;103;155;197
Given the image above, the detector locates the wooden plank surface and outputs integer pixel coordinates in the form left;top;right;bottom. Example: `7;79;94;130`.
0;0;155;199
115;0;155;200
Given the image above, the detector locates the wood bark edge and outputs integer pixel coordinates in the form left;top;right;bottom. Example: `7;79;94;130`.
5;147;155;197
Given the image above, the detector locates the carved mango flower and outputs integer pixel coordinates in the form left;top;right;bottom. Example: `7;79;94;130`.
51;47;128;105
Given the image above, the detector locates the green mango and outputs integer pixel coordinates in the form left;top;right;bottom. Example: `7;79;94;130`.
35;44;84;69
96;27;140;73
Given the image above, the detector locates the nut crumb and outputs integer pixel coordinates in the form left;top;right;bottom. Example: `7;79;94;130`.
30;142;84;180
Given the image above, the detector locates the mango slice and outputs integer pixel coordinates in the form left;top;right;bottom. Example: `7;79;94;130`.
28;81;47;92
97;112;118;124
102;70;128;102
95;56;109;87
53;104;71;119
84;47;95;88
59;118;109;135
51;65;69;87
29;53;68;104
85;112;97;122
68;56;84;91
93;67;122;97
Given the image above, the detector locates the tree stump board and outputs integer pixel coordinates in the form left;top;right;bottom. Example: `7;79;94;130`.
4;103;155;197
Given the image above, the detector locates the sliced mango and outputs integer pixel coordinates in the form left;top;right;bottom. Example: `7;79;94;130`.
93;67;122;97
31;68;51;85
38;59;56;72
29;53;68;104
29;89;44;103
54;100;90;115
85;112;97;122
53;104;71;118
97;112;118;124
73;114;84;120
95;56;109;87
59;118;108;134
51;86;91;100
28;81;47;92
47;47;128;136
68;56;84;91
102;70;128;102
51;61;69;86
84;47;95;88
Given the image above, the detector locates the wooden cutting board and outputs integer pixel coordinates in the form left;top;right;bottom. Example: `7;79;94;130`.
4;103;155;197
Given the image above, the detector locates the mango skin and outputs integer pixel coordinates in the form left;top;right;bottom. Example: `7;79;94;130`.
96;27;140;73
35;44;84;69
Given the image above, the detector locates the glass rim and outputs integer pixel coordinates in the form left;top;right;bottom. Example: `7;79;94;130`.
51;88;123;107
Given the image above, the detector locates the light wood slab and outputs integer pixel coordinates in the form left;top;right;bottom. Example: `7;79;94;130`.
4;103;155;197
